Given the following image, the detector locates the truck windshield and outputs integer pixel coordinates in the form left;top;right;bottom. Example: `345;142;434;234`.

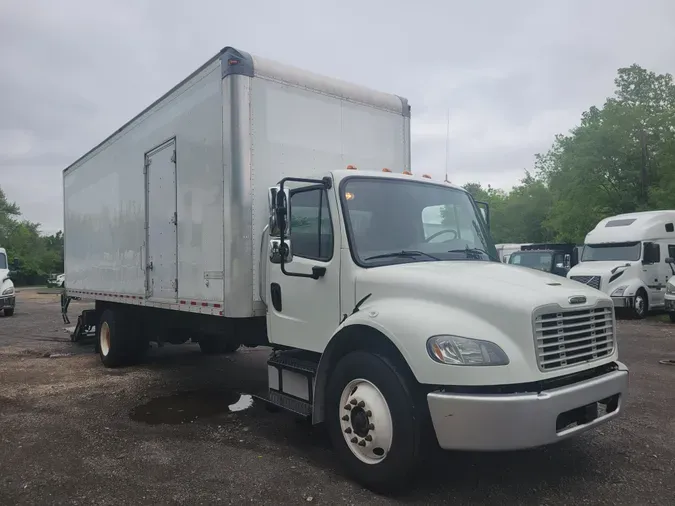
581;242;641;262
0;253;6;270
509;251;553;272
340;177;497;266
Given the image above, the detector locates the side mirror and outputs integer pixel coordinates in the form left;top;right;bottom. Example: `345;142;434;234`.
666;257;674;264
475;201;490;229
12;258;20;270
563;254;571;270
268;186;290;236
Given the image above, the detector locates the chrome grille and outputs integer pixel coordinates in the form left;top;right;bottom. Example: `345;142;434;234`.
533;306;614;372
570;275;601;290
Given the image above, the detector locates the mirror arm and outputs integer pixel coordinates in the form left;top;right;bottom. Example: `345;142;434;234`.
277;176;332;280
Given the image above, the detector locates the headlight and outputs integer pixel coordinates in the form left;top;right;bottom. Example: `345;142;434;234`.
426;335;509;366
667;284;675;295
2;287;14;296
611;286;628;297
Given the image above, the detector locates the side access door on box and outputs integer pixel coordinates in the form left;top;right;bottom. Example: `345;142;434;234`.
144;138;178;302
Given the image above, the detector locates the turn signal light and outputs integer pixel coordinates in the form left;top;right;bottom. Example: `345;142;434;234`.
402;170;412;175
346;164;357;170
382;168;392;173
422;174;431;179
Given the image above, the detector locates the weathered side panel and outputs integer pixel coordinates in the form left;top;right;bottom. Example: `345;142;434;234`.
64;60;224;303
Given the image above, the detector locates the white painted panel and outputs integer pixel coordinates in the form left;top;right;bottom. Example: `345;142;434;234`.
281;369;309;400
249;77;408;301
64;61;224;302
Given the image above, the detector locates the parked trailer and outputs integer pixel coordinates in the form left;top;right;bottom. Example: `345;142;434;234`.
63;46;628;493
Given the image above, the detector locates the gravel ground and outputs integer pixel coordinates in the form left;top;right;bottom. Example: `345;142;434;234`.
1;289;675;505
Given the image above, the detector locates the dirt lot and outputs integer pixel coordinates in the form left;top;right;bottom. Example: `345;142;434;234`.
1;290;675;505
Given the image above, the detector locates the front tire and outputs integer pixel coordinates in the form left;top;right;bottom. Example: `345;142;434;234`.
633;289;648;319
3;308;14;317
668;312;675;323
325;350;427;494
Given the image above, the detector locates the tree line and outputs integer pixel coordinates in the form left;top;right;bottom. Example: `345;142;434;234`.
1;63;673;284
460;64;675;244
0;187;63;285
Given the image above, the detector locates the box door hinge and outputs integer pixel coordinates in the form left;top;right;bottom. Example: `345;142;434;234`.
172;278;178;292
143;158;151;174
171;150;176;163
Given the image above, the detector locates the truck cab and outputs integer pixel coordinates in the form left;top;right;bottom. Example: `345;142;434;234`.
0;247;16;317
567;210;675;319
508;243;580;277
263;168;628;491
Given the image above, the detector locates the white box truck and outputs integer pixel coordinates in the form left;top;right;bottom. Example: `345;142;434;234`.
568;210;675;319
63;46;628;493
0;247;16;316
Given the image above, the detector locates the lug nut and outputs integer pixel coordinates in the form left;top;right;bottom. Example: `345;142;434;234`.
358;401;365;408
350;399;357;405
342;415;349;421
365;410;372;417
344;405;352;411
365;435;372;442
350;437;357;444
368;423;375;430
344;427;352;434
358;440;366;447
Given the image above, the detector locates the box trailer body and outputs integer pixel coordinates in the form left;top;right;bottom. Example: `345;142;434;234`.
64;47;411;318
62;46;628;494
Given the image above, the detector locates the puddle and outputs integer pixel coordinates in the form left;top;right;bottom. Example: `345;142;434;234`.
129;389;254;425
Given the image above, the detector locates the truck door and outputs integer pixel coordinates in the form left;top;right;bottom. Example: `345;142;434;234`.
144;139;178;302
642;242;664;307
266;184;341;353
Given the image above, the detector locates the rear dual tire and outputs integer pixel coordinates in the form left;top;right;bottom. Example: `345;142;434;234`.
325;350;430;494
198;337;240;355
97;308;147;367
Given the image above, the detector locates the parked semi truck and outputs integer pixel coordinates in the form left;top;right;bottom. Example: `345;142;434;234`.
508;243;580;277
0;247;16;316
62;46;629;493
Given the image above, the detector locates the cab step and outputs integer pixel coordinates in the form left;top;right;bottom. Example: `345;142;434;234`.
264;350;320;417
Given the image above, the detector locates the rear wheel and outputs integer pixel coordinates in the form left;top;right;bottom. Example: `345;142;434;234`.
668;312;675;323
633;289;648;319
325;350;428;494
97;308;146;367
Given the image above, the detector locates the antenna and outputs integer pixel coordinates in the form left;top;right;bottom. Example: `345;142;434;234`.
444;108;450;182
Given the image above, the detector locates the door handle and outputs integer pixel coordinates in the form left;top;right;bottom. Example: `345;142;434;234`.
147;261;154;271
311;266;326;279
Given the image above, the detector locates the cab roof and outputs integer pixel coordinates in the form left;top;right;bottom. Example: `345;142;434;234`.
586;210;675;243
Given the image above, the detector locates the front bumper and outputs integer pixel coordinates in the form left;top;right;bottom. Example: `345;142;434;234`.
665;297;675;312
0;295;16;309
427;362;629;451
611;296;634;308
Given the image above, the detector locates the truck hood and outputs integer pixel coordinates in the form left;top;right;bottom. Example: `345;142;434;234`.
355;260;608;313
568;261;635;277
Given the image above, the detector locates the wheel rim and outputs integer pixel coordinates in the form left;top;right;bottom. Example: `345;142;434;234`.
100;321;111;357
338;378;393;465
635;294;646;316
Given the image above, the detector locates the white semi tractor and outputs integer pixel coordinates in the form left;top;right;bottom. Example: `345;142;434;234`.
63;46;629;492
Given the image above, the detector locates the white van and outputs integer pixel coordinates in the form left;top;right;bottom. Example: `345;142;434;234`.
567;210;675;318
495;243;531;263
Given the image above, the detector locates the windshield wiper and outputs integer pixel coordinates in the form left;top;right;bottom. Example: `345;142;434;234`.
364;250;441;262
447;247;497;261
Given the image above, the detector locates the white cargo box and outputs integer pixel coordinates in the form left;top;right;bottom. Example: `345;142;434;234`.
64;46;411;318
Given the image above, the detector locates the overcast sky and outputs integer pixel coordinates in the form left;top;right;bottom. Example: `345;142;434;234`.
1;0;674;235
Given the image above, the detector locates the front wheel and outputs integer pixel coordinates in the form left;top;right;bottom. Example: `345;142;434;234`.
668;312;675;323
3;307;14;317
325;351;428;494
633;289;648;319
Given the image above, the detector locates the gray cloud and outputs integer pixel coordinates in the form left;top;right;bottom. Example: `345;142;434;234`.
1;0;674;234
